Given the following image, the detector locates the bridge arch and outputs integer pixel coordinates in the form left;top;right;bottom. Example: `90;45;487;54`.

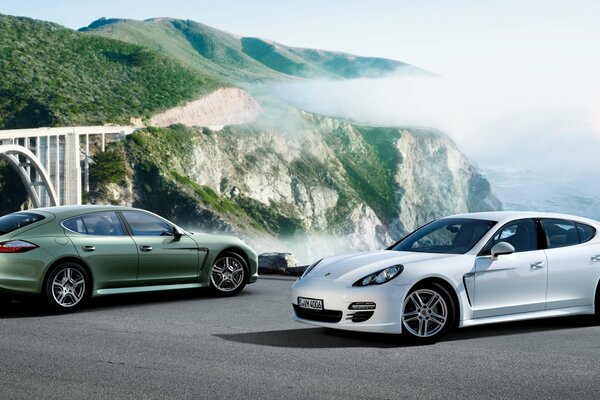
0;144;58;208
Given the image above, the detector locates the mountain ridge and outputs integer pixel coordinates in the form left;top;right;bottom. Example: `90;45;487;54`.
80;17;430;83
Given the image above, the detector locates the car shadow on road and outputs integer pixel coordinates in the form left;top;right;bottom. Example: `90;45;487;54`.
0;287;258;318
215;315;598;348
214;327;409;348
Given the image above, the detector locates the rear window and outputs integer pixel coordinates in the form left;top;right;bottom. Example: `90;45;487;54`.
541;219;579;248
62;212;125;236
576;222;596;243
0;212;45;235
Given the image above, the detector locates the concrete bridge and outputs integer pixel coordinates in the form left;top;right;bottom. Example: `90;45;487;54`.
0;126;136;207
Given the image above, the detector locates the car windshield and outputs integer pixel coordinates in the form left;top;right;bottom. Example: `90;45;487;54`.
391;218;497;254
0;212;45;235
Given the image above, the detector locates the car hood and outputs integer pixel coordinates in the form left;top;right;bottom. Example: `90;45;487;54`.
305;250;459;284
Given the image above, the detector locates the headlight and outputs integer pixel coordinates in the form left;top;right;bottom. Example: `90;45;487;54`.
353;265;404;287
301;258;323;279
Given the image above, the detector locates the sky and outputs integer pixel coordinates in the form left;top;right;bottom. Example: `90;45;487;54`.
2;1;600;216
1;0;599;77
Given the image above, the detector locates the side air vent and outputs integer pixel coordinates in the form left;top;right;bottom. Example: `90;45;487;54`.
346;311;375;323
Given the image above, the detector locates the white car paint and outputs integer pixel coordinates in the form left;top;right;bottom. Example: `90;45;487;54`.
292;211;600;336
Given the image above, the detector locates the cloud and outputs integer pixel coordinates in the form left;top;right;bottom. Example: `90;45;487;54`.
266;71;600;174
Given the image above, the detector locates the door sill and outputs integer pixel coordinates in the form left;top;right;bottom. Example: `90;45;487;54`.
94;282;208;296
461;305;594;328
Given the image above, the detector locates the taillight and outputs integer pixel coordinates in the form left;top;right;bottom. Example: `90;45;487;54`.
0;240;39;253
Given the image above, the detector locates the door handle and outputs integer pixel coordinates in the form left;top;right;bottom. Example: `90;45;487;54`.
592;255;600;262
530;261;544;269
140;245;153;252
82;245;96;252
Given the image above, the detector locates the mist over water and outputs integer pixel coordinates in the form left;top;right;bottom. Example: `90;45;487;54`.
265;72;600;220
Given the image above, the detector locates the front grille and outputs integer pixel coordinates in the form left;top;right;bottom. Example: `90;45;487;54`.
293;304;343;323
346;311;375;323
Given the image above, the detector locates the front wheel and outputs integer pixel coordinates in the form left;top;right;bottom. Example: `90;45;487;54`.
401;283;455;344
44;262;90;311
210;252;248;296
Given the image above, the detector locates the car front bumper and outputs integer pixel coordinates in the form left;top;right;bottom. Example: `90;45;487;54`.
291;277;411;334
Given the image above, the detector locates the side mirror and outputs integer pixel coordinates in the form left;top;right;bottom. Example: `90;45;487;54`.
173;226;183;241
490;241;515;259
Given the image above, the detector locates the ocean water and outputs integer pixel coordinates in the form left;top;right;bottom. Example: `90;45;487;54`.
482;167;600;221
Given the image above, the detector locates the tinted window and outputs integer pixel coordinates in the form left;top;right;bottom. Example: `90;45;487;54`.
63;212;124;236
576;222;596;243
0;212;45;235
482;219;538;254
122;211;173;236
392;218;496;254
541;219;579;248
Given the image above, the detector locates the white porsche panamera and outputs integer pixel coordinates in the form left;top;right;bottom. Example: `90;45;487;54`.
292;211;600;343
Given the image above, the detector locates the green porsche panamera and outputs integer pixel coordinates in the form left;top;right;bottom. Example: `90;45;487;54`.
0;205;258;310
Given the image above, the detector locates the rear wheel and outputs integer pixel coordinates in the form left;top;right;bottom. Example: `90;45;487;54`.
44;262;90;311
0;293;11;305
210;252;248;296
594;282;600;323
401;283;455;344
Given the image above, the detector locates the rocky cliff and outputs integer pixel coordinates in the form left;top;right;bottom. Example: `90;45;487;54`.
90;103;501;261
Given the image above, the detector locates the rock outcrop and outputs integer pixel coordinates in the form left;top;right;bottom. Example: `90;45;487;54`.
150;88;262;130
258;252;299;274
102;104;501;262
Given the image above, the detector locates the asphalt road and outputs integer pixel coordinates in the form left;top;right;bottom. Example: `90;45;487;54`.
1;277;599;400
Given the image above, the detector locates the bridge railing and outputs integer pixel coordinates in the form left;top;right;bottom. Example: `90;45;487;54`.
0;126;136;207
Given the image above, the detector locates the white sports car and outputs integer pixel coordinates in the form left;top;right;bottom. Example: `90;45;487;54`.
292;212;600;343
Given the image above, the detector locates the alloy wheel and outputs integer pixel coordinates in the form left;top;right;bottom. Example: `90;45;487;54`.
402;288;448;338
211;256;245;292
51;267;86;308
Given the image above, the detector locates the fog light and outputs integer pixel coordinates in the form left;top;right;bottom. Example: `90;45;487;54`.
349;302;376;310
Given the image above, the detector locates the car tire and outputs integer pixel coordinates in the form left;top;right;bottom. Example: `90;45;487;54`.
0;293;11;305
401;282;455;344
209;252;248;297
44;262;90;312
594;282;600;324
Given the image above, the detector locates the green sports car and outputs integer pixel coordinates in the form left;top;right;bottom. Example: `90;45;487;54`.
0;205;258;310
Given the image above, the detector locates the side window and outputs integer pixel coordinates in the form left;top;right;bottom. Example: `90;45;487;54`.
122;211;173;236
62;212;125;236
482;219;538;254
576;222;596;244
541;219;580;248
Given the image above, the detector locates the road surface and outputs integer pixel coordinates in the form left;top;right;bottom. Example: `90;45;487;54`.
1;277;599;399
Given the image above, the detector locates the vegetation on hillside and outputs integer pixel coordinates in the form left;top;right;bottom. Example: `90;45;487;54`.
0;14;224;128
0;160;28;214
111;126;304;235
81;17;428;83
80;18;286;82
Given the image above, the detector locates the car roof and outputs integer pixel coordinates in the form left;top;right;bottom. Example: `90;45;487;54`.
23;205;135;218
444;211;600;226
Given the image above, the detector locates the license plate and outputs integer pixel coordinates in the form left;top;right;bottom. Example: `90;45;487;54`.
298;297;323;310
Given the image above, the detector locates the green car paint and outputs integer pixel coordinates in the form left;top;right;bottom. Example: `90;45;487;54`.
0;205;258;301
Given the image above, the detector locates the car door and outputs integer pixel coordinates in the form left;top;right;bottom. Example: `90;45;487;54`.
541;219;600;309
63;211;139;289
120;211;202;285
473;219;547;318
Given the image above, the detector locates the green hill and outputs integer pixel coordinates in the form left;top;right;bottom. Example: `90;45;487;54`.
0;14;224;129
80;18;428;83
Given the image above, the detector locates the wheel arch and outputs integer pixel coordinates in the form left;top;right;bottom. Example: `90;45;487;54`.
408;276;461;329
42;257;94;293
213;247;251;282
